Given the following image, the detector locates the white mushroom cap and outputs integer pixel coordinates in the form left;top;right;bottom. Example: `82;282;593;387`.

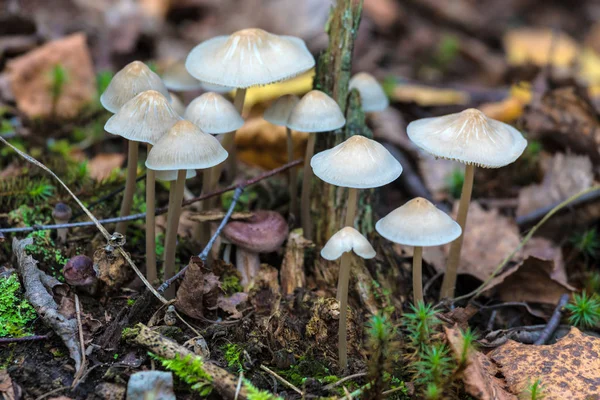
406;108;527;168
263;94;300;126
286;90;346;132
145;120;228;170
169;92;186;116
186;28;315;88
348;72;389;112
155;169;197;181
321;226;376;261
376;197;461;247
184;92;244;134
104;90;181;144
100;61;170;113
162;60;202;91
200;81;234;93
311;135;403;189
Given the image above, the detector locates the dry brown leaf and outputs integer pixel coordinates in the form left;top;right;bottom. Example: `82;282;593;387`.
445;326;516;400
176;258;213;320
216;292;248;319
522;237;566;283
504;29;579;68
88;153;125;181
490;327;600;399
94;247;131;290
418;155;462;201
0;370;16;400
7;33;95;119
363;0;403;30
517;153;593;217
389;84;470;106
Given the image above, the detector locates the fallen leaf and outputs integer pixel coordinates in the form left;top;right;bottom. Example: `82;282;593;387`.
94;247;131;290
7;33;95;119
0;370;16;400
389;84;470;106
216;292;248;319
88;153;125;181
363;0;403;30
522;237;566;283
242;70;314;113
479;84;532;123
445;326;516;400
418;155;462;201
176;258;222;320
490;327;600;399
504;28;579;68
517;153;593;217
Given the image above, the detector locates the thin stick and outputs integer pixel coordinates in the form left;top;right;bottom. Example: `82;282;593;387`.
413;246;423;303
193;168;213;247
286;127;298;219
534;293;570;345
0;333;50;344
116;140;139;234
260;365;303;396
163;170;186;298
345;187;358;228
73;294;87;386
146;144;157;284
0;159;302;234
235;370;244;400
323;372;367;391
338;251;352;370
440;163;475;299
300;132;316;239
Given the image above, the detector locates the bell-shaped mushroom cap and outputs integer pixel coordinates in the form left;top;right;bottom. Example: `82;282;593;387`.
169;92;186;116
286;90;346;132
154;169;197;182
221;210;289;252
162;60;202;91
184;92;244;134
104;90;181;144
100;61;170;113
321;227;376;261
264;94;299;126
407;108;527;168
348;72;389;112
376;197;461;247
145;120;228;170
186;28;315;88
311;135;403;189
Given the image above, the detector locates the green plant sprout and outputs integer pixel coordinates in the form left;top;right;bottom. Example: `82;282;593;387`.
565;291;600;328
570;228;600;260
0;178;54;207
365;314;399;399
403;302;440;350
49;64;68;116
0;275;37;337
244;379;283;400
150;353;213;396
433;34;460;68
414;344;453;388
222;343;243;371
523;379;545;400
445;169;465;200
458;327;477;367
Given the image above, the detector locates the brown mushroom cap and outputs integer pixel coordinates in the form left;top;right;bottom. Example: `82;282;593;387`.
64;255;97;287
52;202;72;221
221;210;288;252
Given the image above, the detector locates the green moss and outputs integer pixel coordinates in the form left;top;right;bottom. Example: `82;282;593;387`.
150;352;213;396
277;355;337;388
445;169;464;200
244;379;283;400
222;343;243;370
222;274;243;295
0;275;36;337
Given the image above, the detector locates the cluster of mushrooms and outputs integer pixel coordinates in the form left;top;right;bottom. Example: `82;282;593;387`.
98;27;528;369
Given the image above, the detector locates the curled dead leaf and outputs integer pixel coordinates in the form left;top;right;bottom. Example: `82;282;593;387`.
216;292;248;319
176;258;222;319
94;247;131;290
88;153;125;181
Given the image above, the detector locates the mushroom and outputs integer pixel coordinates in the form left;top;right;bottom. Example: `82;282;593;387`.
407;108;527;299
221;210;288;290
105;90;181;283
348;72;389;112
146;120;227;297
63;255;98;292
100;61;171;235
184;92;245;245
162;60;202;92
169;92;186;116
263;94;301;219
185;28;315;182
311;135;402;229
376;197;461;303
52;202;72;244
287;90;346;239
321;226;375;369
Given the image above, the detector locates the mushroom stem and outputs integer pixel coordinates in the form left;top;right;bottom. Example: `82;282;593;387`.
163;169;186;298
337;251;351;370
218;88;247;183
145;144;157;284
413;246;423;303
236;248;260;290
300;132;316;240
116;140;139;234
440;163;475;299
287;127;298;220
344;187;358;228
193;169;213;247
55;219;68;244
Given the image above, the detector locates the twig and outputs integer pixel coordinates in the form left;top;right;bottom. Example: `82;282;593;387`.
35;387;68;400
323;372;367;391
72;294;87;386
0;333;50;344
259;365;303;396
0;159;302;234
534;293;570;345
235;371;244;400
516;188;600;227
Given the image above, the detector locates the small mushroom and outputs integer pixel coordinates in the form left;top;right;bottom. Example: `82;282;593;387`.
63;255;98;292
348;72;389;112
162;60;202;92
221;210;289;290
407;108;527;299
321;226;375;370
376;197;461;303
52;202;72;244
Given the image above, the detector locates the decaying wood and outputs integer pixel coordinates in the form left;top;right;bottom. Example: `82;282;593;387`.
12;237;82;371
280;230;312;295
129;324;248;400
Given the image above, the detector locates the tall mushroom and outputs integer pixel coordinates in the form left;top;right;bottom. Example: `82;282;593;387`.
100;61;170;235
221;210;289;290
52;202;72;244
105;90;181;284
263;94;300;219
185;28;315;182
287;90;346;238
146;120;228;297
406;108;527;299
376;197;461;303
311;135;403;230
321;226;376;369
348;72;389;112
162;60;202;92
